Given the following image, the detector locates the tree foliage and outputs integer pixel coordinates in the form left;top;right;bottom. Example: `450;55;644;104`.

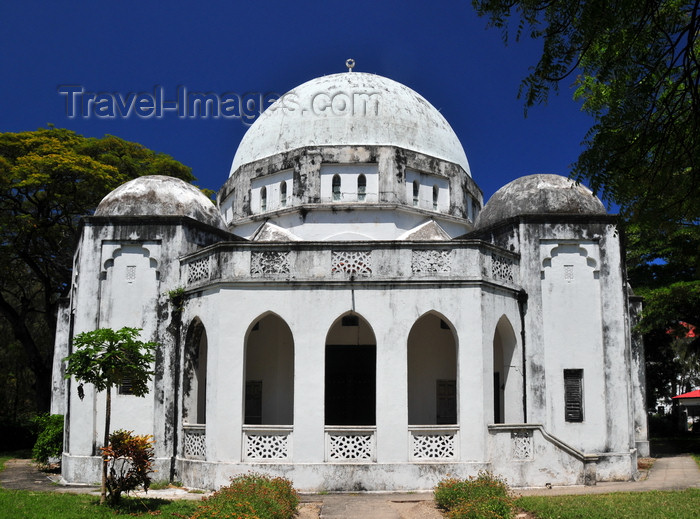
473;0;700;406
64;326;157;504
0;127;194;414
31;413;64;465
626;223;700;403
472;0;699;228
65;327;157;399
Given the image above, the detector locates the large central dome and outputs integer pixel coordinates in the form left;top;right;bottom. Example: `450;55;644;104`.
229;72;470;176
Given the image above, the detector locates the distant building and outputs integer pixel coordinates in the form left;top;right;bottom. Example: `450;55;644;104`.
52;70;648;491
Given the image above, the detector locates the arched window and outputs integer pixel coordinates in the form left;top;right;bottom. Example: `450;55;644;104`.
413;181;419;206
183;319;208;425
280;181;287;207
433;185;439;210
244;314;294;425
493;315;520;423
332;174;341;201
408;313;457;425
260;186;267;211
325;312;376;426
357;174;366;201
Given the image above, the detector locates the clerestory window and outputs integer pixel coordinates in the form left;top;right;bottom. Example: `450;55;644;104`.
332;174;341;201
280;181;287;207
357;174;366;201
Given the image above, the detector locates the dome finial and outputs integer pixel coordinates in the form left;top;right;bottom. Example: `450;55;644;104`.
346;58;355;72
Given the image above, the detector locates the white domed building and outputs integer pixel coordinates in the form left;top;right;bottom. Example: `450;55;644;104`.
52;70;648;491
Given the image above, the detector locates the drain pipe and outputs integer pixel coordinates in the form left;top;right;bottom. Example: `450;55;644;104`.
517;289;528;423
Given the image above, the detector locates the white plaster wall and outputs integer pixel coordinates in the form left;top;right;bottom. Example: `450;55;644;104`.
220;189;235;225
250;169;294;213
193;283;486;467
540;241;607;451
232;208;470;241
320;164;379;203
405;169;449;212
97;242;159;437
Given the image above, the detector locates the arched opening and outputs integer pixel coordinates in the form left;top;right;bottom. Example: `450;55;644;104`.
244;314;294;425
183;318;208;424
280;181;287;207
432;185;439;210
412;180;419;206
260;186;267;211
408;313;457;424
493;315;518;424
357;174;366;201
332;174;341;201
325;313;376;425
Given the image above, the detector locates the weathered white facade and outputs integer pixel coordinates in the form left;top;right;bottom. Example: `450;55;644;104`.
52;71;648;491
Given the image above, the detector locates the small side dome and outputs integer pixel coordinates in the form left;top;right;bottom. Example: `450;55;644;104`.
476;174;606;229
95;176;226;230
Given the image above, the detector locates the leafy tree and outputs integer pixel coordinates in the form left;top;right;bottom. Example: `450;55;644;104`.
472;0;700;408
471;0;699;228
31;413;64;465
627;223;700;406
0;127;194;414
64;327;157;504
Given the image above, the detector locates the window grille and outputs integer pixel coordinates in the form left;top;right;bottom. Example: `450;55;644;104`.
564;369;584;422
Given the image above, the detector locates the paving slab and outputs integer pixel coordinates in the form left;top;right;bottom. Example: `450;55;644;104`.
516;454;700;496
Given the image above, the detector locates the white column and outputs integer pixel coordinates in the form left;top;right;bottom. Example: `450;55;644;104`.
373;291;409;462
291;294;327;462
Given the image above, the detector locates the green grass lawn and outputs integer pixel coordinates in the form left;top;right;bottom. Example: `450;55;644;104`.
0;488;200;518
517;489;700;519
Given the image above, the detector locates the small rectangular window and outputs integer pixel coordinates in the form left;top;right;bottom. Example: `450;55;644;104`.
436;380;457;424
118;377;134;395
564;369;584;422
245;380;262;424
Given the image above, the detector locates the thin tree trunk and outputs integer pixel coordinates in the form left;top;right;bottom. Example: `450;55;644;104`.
101;385;111;505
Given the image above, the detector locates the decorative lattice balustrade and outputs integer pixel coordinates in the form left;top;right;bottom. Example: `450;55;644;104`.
183;424;206;460
250;251;291;276
409;426;458;460
511;430;533;460
325;427;376;462
331;250;373;277
491;253;516;283
187;257;210;285
411;249;452;274
180;246;519;287
243;426;293;460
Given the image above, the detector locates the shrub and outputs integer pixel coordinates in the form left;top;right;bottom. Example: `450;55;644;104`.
32;414;64;465
190;472;299;519
434;471;514;519
100;429;154;505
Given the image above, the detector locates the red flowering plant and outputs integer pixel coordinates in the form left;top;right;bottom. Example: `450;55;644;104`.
100;429;155;505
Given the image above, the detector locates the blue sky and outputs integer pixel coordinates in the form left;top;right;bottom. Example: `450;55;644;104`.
1;0;595;203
